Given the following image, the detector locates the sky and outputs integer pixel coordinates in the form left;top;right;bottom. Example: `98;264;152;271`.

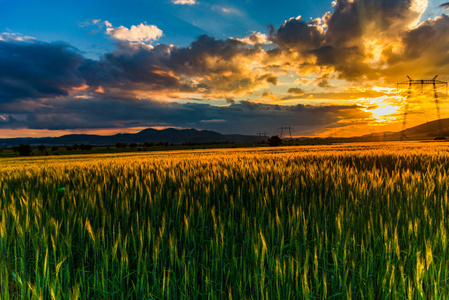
1;0;449;138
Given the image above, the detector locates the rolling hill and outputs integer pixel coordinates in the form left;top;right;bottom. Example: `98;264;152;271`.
2;118;449;148
0;128;261;147
345;118;449;142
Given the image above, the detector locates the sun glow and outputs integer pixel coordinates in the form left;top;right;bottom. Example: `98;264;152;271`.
361;103;401;124
372;86;396;94
364;39;384;64
371;105;399;117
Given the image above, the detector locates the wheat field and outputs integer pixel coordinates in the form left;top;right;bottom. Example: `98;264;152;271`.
1;142;449;298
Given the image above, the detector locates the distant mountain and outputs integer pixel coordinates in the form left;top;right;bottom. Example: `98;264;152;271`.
0;128;261;147
3;118;448;148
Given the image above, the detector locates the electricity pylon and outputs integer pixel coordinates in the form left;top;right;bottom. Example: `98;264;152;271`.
397;75;448;139
279;126;293;139
257;131;268;141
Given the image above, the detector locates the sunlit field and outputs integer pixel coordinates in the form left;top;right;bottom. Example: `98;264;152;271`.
2;142;449;298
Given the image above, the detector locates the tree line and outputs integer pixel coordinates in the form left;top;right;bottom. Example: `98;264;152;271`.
10;136;284;156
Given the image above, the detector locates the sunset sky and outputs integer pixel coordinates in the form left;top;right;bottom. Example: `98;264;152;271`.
1;0;449;138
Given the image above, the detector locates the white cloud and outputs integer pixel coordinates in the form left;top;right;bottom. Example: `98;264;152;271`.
172;0;197;5
235;32;270;45
411;0;427;13
0;32;34;42
106;23;163;43
200;119;226;123
80;19;113;28
211;6;240;14
221;7;239;14
410;0;428;26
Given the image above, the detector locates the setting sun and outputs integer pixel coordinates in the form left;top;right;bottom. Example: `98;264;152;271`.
371;105;400;118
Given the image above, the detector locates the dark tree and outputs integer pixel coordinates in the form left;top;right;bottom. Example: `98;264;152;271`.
37;144;46;153
17;144;33;156
51;146;59;151
116;142;127;148
129;143;138;148
267;135;282;146
80;144;93;151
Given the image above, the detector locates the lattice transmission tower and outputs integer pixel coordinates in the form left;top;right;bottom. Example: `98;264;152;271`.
257;131;268;141
397;75;448;139
279;126;293;139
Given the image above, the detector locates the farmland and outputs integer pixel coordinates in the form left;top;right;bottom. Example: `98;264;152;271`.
1;142;449;298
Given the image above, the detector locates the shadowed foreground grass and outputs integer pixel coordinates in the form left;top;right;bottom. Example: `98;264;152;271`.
1;142;449;298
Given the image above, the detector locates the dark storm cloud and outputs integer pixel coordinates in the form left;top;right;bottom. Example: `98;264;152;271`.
0;115;26;128
80;43;183;92
168;35;247;75
166;35;270;93
83;35;273;95
269;17;324;52
1;93;366;135
316;74;334;89
268;3;370;80
0;40;86;102
268;0;427;80
0;34;277;115
0;33;278;110
311;45;370;80
439;2;449;10
287;87;305;94
384;14;449;79
400;14;449;60
324;0;418;45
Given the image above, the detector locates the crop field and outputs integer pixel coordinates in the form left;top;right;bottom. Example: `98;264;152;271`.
2;142;449;298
